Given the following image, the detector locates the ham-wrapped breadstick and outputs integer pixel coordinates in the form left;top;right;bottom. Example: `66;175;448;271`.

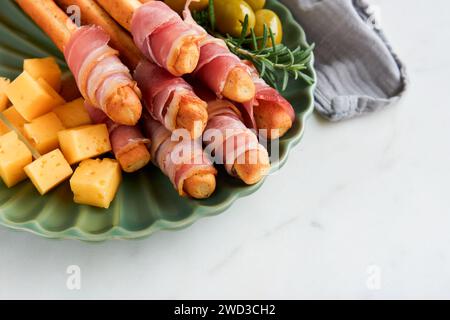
56;0;143;69
142;113;217;199
95;0;204;76
196;88;270;185
85;103;151;173
242;61;296;140
94;0;254;103
15;0;142;126
55;0;208;140
180;1;256;103
134;61;207;139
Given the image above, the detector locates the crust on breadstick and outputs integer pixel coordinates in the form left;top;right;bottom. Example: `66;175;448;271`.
15;0;76;52
117;143;151;173
95;0;200;75
254;100;293;140
184;173;216;199
222;68;256;103
55;0;143;69
175;94;208;139
15;0;142;126
233;149;270;185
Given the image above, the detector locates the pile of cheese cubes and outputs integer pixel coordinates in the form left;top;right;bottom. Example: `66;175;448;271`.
0;57;121;209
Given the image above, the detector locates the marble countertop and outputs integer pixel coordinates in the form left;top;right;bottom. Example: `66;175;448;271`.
1;0;449;299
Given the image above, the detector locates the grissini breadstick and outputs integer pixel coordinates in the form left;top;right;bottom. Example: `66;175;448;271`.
242;61;296;140
181;1;256;103
55;0;208;139
134;61;208;139
15;0;142;126
95;0;204;76
56;0;143;69
141;112;217;199
96;0;255;103
196;86;270;185
85;103;151;173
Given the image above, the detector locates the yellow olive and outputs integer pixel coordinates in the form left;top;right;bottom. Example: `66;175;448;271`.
214;0;256;37
164;0;209;14
245;0;266;11
254;9;283;47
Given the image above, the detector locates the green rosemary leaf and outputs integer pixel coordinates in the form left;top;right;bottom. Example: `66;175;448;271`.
250;28;258;51
208;0;215;31
258;24;268;54
282;70;289;91
239;14;249;45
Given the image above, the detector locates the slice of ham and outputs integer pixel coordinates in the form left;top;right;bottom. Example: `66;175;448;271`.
134;60;203;132
142;113;216;196
64;26;140;116
85;103;149;160
131;1;204;76
203;99;269;176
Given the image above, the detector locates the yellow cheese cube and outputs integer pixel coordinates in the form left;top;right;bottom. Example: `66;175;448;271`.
0;131;32;187
58;124;112;164
5;71;62;121
0;106;27;135
37;78;65;106
24;149;73;195
24;112;65;154
0;77;11;112
24;57;62;92
53;98;92;128
70;158;121;208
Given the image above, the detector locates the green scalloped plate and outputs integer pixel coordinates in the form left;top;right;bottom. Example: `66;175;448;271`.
0;0;316;241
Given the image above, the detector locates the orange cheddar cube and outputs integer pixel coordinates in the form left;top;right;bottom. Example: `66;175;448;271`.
24;112;65;154
0;131;33;187
23;57;62;92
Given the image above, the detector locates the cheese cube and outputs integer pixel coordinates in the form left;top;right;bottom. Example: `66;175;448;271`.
0;106;27;135
37;78;65;106
5;71;62;121
24;112;65;154
23;57;62;92
0;131;33;187
24;149;73;195
0;77;11;112
58;124;111;164
70;158;121;208
53;98;92;128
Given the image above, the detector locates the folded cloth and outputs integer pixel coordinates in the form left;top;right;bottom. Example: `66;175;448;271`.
280;0;407;121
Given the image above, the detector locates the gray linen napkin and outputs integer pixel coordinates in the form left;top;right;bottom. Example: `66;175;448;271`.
280;0;407;121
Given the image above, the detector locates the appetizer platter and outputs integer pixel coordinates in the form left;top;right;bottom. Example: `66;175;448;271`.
0;0;315;241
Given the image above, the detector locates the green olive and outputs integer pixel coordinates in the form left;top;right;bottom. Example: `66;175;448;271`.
164;0;209;14
245;0;266;11
214;0;256;37
254;9;283;47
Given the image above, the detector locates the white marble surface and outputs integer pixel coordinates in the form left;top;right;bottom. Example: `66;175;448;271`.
1;0;450;299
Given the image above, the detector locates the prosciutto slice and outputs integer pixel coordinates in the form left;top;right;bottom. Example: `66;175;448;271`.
64;26;140;116
203;99;269;176
240;61;296;130
85;103;149;160
134;60;204;132
131;1;204;76
142;113;216;196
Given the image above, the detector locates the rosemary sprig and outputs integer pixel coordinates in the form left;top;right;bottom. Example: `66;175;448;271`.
192;0;315;91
